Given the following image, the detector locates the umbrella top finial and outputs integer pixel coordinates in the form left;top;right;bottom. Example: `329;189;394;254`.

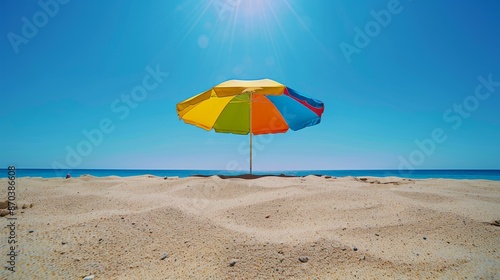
242;87;263;94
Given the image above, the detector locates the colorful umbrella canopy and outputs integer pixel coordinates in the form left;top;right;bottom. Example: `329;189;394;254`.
176;79;324;173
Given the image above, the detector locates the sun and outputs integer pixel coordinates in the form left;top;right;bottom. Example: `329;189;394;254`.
212;0;270;21
237;0;268;18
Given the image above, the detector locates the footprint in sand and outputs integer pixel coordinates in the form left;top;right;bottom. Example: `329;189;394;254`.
489;220;500;227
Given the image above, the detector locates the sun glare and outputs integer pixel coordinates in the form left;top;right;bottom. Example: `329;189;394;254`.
170;0;333;79
237;0;267;17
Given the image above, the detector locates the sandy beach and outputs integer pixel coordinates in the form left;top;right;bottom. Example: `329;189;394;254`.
1;175;499;279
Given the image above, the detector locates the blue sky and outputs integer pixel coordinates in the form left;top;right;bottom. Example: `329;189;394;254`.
1;0;500;171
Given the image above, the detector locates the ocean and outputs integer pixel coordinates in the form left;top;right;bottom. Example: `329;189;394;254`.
1;169;500;180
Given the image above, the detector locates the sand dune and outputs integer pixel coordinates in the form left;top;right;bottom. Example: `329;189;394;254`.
0;176;499;279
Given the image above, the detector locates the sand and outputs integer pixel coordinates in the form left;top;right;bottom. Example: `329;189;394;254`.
0;175;499;279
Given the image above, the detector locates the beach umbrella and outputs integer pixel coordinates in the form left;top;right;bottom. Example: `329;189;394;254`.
176;79;324;173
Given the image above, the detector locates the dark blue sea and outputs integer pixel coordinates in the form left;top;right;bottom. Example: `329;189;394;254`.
1;169;500;180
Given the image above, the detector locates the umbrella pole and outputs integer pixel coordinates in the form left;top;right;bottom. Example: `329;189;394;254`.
250;132;253;174
249;91;253;175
